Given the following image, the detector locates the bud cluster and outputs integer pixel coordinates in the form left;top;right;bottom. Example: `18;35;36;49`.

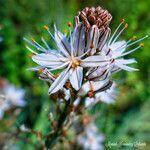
75;6;112;30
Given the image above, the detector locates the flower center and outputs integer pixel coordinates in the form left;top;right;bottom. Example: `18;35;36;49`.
71;58;81;68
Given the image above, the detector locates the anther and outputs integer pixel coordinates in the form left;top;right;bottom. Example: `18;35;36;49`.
90;43;94;49
27;54;35;58
140;43;144;47
68;22;72;27
131;36;137;40
124;23;128;29
38;69;44;73
71;59;81;68
43;25;49;30
64;29;69;34
31;37;35;42
121;19;125;23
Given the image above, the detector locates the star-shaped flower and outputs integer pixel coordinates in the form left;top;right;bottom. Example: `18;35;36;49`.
25;23;109;94
87;21;148;80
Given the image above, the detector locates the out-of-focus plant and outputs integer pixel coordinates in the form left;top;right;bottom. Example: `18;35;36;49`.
0;78;26;149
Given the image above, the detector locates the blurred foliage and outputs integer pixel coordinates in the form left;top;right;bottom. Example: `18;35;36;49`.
0;0;149;149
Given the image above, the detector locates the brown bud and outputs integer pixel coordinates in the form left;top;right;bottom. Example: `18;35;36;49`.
76;6;112;30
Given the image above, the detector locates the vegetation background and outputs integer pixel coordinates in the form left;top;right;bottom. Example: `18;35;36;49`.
0;0;149;149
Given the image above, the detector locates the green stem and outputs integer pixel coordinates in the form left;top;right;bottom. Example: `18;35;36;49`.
45;100;70;149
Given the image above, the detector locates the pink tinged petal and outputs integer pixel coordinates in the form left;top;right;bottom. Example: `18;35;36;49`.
48;68;70;94
81;55;109;67
48;61;70;71
73;23;86;56
86;25;99;55
32;53;66;68
69;66;83;90
54;26;71;57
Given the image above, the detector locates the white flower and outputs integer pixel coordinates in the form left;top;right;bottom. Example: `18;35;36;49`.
86;82;116;107
79;80;116;106
4;85;26;107
0;84;26;119
77;123;104;150
25;23;109;94
87;21;148;81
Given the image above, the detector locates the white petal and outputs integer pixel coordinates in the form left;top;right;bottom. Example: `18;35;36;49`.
110;40;127;51
54;26;71;57
32;53;66;68
116;63;139;72
85;97;95;107
48;68;70;94
96;82;117;103
94;80;113;92
80;81;91;95
115;59;139;72
86;25;99;55
88;68;110;81
73;98;80;106
28;66;46;71
72;23;86;56
69;66;83;90
63;89;70;100
116;58;137;65
98;28;111;50
81;55;108;67
111;41;127;58
92;80;110;91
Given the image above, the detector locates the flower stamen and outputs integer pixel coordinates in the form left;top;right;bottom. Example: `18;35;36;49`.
71;58;81;68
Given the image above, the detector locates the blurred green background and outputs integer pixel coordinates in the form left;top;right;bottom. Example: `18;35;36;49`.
0;0;149;149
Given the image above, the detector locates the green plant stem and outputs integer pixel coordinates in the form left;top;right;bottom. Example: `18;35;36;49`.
45;99;70;149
